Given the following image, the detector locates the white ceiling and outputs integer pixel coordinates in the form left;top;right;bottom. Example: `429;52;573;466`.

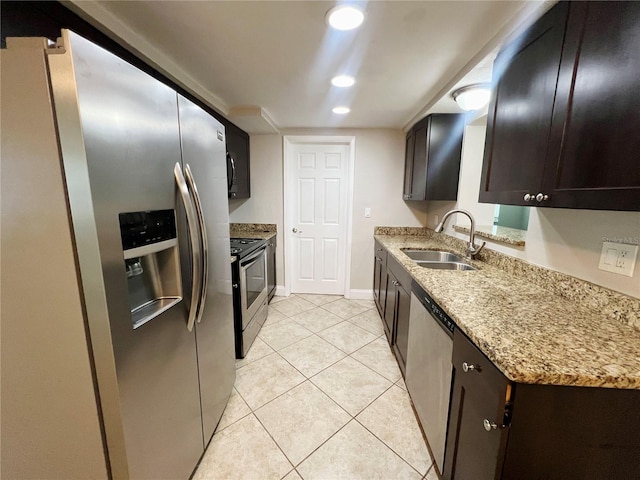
69;1;551;134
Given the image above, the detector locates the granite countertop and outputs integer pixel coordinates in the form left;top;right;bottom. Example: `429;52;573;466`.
230;223;277;242
229;230;276;241
453;224;526;247
375;234;640;390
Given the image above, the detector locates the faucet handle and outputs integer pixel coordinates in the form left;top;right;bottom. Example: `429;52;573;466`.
473;241;486;257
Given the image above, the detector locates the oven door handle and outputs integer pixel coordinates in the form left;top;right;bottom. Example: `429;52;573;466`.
184;163;208;325
240;245;267;267
174;163;202;332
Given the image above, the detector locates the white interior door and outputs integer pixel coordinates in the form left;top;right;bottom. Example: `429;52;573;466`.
287;141;351;294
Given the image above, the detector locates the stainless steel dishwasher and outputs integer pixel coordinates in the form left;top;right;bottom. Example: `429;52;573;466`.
406;281;455;474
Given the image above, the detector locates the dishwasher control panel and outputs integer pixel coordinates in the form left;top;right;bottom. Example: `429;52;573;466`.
412;281;455;334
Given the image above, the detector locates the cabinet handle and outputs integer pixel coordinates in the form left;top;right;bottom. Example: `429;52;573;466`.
523;193;534;202
376;257;382;263
483;419;498;431
404;194;412;200
393;280;400;286
376;248;384;252
462;362;480;373
535;192;549;202
232;283;239;288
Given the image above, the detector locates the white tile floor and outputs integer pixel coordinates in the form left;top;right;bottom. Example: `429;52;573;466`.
193;294;437;480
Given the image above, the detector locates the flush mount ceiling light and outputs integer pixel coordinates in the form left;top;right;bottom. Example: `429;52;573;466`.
326;5;365;31
331;75;356;87
332;106;350;114
452;83;492;111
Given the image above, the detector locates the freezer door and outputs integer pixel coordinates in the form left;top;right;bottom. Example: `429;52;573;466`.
177;95;236;444
52;31;203;478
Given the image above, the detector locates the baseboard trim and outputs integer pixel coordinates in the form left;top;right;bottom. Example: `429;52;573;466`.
346;289;374;300
274;286;288;297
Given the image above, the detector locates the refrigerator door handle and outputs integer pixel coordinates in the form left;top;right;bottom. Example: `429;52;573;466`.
174;162;202;332
184;163;208;325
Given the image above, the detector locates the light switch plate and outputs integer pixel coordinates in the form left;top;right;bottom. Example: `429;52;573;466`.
598;241;638;277
364;207;371;218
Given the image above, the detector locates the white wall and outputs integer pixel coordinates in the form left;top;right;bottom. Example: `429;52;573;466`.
428;123;640;299
229;130;427;295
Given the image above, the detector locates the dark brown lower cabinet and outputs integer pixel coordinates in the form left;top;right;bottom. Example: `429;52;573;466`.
382;271;397;344
373;240;387;317
384;254;412;376
392;283;410;376
444;330;640;479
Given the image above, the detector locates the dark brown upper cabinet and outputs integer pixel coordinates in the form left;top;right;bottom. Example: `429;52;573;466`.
403;114;464;201
225;121;250;199
480;1;640;211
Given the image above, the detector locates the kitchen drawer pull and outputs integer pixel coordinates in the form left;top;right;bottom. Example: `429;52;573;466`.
483;419;498;431
462;362;480;373
536;192;549;202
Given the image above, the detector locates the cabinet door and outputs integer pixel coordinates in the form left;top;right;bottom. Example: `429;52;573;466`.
403;129;415;200
373;241;387;315
266;238;276;302
479;2;568;206
226;124;250;199
392;283;410;375
409;119;429;201
544;2;640;211
444;331;511;480
383;271;397;345
425;115;464;201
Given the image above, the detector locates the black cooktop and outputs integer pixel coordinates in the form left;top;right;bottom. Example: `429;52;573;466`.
230;237;266;259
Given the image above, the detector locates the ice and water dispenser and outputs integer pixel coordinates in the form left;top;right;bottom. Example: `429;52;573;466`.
119;210;182;329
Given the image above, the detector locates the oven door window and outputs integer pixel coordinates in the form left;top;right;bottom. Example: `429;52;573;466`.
243;251;266;309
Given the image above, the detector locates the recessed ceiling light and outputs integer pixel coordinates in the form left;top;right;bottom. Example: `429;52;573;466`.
332;106;350;114
326;6;365;31
331;75;356;87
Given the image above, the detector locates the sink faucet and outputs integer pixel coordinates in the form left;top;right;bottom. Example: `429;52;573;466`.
434;209;486;259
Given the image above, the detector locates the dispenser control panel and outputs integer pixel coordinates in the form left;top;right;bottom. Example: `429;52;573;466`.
119;210;176;250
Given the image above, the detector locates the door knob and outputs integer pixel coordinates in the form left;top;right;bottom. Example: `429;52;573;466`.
292;228;302;233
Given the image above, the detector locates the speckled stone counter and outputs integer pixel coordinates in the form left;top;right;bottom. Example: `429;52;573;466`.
374;233;640;390
230;223;276;241
454;224;526;247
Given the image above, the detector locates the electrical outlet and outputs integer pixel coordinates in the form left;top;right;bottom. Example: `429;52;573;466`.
598;241;638;277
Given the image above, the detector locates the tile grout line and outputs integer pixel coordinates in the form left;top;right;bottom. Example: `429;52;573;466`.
354;414;431;478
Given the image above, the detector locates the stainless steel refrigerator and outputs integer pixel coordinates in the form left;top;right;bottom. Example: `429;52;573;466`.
1;30;235;479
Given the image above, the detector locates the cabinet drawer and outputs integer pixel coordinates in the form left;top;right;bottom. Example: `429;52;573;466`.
452;331;509;393
374;240;387;267
386;253;411;293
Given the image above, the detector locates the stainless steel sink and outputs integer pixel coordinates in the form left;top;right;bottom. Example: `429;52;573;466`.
415;261;477;271
402;249;466;263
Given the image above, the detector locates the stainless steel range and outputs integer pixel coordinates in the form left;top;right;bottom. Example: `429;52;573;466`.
230;238;269;358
